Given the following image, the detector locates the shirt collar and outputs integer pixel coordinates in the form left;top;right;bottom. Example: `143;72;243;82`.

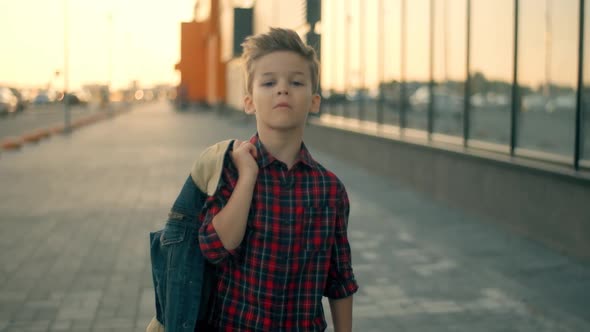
248;133;317;170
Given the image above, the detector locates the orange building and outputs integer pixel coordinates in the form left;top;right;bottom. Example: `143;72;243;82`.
175;0;225;106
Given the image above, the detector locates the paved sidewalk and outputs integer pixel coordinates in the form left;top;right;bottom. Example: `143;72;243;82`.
0;101;588;331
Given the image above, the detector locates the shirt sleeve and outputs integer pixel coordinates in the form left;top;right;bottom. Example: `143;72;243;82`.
324;185;359;299
198;161;243;265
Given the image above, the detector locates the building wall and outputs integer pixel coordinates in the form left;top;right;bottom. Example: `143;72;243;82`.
254;0;306;33
226;59;245;110
216;0;590;259
176;0;225;105
177;21;209;102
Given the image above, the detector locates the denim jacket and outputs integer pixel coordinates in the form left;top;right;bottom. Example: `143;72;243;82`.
147;140;233;332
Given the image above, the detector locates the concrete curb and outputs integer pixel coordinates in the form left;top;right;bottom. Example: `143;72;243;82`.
0;137;24;150
1;107;131;153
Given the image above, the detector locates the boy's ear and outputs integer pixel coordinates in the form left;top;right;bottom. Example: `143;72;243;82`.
309;94;321;114
244;94;256;115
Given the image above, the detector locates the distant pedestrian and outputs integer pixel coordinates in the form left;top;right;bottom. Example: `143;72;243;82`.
148;27;358;332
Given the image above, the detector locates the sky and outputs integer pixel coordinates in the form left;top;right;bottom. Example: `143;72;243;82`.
1;0;196;91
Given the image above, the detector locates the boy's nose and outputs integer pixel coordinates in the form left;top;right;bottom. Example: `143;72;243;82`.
277;81;289;95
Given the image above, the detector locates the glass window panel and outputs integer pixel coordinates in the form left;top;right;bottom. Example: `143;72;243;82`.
320;0;330;91
469;0;514;146
321;0;347;117
432;0;467;137
382;0;402;127
405;0;431;132
340;0;358;120
517;0;578;158
346;0;363;121
357;0;379;123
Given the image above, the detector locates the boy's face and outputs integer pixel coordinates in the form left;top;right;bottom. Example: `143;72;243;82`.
244;51;320;132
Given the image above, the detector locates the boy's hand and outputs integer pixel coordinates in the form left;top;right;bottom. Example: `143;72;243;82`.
231;139;259;180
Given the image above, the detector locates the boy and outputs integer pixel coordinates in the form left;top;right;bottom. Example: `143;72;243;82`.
199;28;358;331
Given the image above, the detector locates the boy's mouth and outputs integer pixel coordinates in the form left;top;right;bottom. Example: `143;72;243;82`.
274;102;291;109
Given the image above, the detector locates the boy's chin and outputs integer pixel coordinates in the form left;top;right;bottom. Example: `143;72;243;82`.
261;121;306;132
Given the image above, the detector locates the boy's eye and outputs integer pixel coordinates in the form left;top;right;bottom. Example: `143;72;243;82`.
261;81;275;87
292;81;304;86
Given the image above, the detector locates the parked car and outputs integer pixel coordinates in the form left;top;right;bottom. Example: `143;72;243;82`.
32;91;52;105
58;92;89;106
0;87;18;115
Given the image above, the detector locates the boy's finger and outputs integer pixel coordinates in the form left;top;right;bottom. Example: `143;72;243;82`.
245;142;257;158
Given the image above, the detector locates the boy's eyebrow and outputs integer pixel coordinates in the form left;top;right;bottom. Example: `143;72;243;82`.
260;71;306;76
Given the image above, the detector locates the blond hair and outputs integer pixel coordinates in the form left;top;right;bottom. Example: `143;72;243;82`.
241;27;320;95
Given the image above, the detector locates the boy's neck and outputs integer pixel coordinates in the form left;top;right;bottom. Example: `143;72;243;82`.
257;128;304;170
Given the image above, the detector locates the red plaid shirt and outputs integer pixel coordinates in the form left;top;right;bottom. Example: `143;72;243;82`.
198;133;358;331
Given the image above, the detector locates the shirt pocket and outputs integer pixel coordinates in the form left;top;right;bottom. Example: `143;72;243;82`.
303;204;335;252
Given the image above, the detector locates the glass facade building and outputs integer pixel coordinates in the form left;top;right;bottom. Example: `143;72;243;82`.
319;0;590;171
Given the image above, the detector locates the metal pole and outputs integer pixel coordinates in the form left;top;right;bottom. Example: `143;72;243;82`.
428;0;435;137
574;0;585;169
64;0;70;133
377;0;385;125
510;0;520;156
464;0;472;146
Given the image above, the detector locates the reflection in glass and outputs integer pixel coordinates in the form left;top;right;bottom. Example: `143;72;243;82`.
432;0;467;137
405;0;431;132
518;0;578;158
469;0;513;147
